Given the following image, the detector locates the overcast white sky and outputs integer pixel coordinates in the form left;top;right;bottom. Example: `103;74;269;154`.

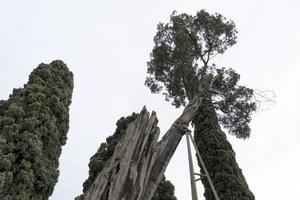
1;0;300;199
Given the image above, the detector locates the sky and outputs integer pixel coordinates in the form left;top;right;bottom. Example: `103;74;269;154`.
0;0;300;199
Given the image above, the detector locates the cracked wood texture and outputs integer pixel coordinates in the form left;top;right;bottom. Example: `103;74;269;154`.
76;95;202;200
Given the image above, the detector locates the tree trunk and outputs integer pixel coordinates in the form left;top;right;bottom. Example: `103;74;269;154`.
76;96;202;200
193;99;255;200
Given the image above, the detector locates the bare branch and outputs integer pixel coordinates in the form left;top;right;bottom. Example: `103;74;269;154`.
254;89;276;111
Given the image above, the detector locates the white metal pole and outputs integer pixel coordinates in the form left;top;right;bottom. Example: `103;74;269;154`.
187;132;220;200
186;133;199;200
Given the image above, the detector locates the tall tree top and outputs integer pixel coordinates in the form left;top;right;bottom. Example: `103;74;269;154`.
145;10;256;138
0;60;73;200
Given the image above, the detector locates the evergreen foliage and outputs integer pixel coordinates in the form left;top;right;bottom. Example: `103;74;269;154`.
82;113;176;200
193;99;254;199
151;176;176;200
145;10;256;138
0;60;73;200
146;10;256;199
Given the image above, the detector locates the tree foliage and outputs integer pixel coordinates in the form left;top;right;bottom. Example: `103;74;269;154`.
145;10;256;138
152;176;176;200
146;10;256;199
0;60;73;200
82;113;176;200
193;100;254;199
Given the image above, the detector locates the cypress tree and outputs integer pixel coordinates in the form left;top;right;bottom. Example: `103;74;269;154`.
151;176;176;200
145;10;256;199
193;99;254;199
82;113;176;200
0;60;74;200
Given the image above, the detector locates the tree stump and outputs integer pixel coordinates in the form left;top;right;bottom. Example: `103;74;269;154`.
75;106;189;200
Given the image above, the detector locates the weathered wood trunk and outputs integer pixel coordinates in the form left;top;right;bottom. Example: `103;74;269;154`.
76;96;202;200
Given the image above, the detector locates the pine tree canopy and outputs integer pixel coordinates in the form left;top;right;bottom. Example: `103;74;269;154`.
0;60;73;200
145;10;256;138
82;113;176;200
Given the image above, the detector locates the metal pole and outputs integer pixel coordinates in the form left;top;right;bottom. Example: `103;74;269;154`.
187;132;220;200
186;133;199;200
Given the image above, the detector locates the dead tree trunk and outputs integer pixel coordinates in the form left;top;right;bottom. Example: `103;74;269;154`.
75;95;202;200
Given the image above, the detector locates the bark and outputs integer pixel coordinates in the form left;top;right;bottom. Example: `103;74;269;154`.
76;96;202;200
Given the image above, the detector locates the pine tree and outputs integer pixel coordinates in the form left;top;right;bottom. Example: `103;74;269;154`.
145;10;256;199
0;60;74;200
82;113;176;200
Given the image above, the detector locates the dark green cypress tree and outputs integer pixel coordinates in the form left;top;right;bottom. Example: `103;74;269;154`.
193;99;254;199
151;176;176;200
82;113;176;200
145;10;256;199
0;60;74;200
